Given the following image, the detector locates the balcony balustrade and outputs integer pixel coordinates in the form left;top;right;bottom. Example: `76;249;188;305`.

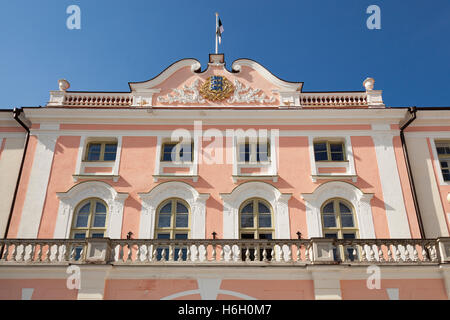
0;238;448;265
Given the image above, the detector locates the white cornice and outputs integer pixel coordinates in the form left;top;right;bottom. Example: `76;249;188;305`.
231;59;302;92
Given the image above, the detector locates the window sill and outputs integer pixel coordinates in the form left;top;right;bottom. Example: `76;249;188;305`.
73;174;120;182
232;174;278;183
311;174;357;183
153;174;199;183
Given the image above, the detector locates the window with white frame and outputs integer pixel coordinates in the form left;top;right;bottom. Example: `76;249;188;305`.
436;141;450;181
161;141;193;163
313;140;346;162
238;138;270;163
154;198;190;261
321;198;359;262
84;140;118;162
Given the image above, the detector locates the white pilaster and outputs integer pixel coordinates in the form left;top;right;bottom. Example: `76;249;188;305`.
17;134;57;238
372;134;411;238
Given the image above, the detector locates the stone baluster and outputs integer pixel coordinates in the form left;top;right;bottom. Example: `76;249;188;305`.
219;245;224;262
245;244;250;262
211;243;216;262
360;244;367;262
413;245;419;262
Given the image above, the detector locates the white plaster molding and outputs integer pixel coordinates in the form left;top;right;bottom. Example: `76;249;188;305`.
138;181;209;239
301;181;375;238
308;135;356;182
54;181;128;239
17;134;58;238
227;80;276;104
372;134;411;238
220;181;292;239
157;79;205;104
73;136;123;182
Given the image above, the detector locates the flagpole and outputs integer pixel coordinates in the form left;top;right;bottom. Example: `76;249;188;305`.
215;12;218;54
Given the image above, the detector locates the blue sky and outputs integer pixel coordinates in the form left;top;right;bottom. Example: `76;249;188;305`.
0;0;449;109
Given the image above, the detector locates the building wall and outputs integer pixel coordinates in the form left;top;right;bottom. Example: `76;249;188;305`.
0;113;27;238
6;120;421;241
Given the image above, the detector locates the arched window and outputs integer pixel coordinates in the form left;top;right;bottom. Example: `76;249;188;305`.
239;198;274;261
155;198;190;260
71;198;108;239
321;198;359;261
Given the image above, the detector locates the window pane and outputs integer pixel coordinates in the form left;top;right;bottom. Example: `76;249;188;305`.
330;143;343;153
76;213;89;228
93;213;106;227
315;151;328;161
158;214;171;228
104;144;117;161
179;144;192;162
341;214;354;227
175;233;188;240
74;233;86;239
323;202;334;213
160;202;172;213
339;203;351;213
258;233;272;240
162;143;176;161
104;144;117;153
176;202;188;213
314;143;327;152
241;202;253;214
239;144;250;162
95;202;106;213
440;161;449;168
87;144;101;161
331;152;344;161
323;214;337;228
241;233;255;239
259;214;272;228
176;214;188;228
257;143;269;162
314;143;328;161
258;202;270;213
343;233;356;239
241;213;254;228
324;233;337;239
443;169;450;181
91;233;104;238
78;202;90;213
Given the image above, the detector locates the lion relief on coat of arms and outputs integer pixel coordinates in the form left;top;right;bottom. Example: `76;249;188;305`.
199;75;234;101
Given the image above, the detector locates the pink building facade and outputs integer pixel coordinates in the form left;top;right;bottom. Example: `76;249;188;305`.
0;54;449;300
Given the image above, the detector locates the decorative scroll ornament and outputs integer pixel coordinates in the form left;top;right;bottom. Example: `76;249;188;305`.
157;79;205;104
227;80;275;104
199;76;234;102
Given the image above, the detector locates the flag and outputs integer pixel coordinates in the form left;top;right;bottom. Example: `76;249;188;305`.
216;18;224;44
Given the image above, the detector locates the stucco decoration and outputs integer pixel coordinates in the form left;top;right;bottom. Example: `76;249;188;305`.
54;181;129;239
301;181;376;239
138;181;210;239
157;79;205;104
227;80;275;104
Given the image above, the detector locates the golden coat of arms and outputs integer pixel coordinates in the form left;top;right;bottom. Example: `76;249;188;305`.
199;76;234;101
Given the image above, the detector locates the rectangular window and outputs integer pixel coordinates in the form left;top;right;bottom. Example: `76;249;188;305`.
436;141;450;181
161;142;193;162
85;142;117;162
314;141;345;161
238;139;270;163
